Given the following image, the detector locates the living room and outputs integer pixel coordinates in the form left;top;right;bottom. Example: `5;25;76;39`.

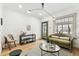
0;3;79;56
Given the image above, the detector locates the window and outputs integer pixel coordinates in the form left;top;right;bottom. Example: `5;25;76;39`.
54;13;76;36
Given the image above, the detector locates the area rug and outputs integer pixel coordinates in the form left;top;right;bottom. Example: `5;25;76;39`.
20;46;73;56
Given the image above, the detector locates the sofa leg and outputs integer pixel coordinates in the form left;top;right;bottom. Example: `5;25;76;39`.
69;47;73;53
70;49;72;53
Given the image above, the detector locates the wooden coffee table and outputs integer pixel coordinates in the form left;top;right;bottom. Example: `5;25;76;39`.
39;42;61;56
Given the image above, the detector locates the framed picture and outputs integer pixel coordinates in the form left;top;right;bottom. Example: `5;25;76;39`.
27;25;31;31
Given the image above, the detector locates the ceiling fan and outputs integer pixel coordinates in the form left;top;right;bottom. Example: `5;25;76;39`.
27;3;54;18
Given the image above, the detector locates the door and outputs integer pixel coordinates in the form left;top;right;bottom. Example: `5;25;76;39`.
41;21;48;40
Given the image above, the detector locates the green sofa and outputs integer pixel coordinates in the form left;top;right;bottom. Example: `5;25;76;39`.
48;33;73;50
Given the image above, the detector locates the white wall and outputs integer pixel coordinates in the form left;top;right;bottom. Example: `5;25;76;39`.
2;8;41;45
53;6;79;48
0;4;3;53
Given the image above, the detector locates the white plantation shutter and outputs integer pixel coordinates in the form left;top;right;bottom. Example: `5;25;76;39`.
55;13;76;36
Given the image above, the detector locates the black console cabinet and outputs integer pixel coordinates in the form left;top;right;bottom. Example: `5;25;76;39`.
19;34;36;45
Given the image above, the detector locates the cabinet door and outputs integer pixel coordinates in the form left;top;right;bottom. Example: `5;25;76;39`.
41;22;48;40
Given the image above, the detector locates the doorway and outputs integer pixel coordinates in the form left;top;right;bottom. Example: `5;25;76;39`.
41;21;48;40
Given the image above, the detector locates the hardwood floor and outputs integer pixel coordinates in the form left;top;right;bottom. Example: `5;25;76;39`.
72;48;79;56
0;39;79;56
0;39;45;56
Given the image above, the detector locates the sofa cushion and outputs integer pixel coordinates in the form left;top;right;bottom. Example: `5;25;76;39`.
60;37;69;41
51;36;59;39
49;38;70;45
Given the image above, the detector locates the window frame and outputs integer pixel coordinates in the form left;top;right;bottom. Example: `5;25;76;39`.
54;13;76;36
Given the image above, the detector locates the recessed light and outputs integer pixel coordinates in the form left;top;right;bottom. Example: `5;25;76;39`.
18;4;22;8
39;13;42;15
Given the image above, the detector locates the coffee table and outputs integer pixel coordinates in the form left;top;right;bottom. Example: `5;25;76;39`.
39;42;61;56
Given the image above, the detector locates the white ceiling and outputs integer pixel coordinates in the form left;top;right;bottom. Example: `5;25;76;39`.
3;3;79;19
